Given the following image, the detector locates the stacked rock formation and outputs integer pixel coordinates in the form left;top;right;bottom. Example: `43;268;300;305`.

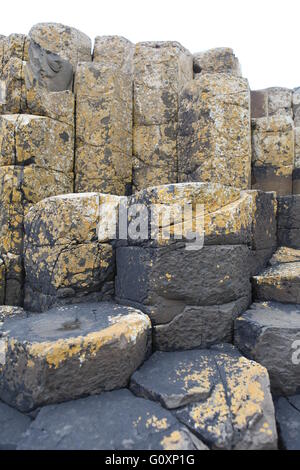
0;24;299;450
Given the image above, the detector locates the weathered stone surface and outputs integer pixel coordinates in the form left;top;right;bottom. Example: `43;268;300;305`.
75;62;132;195
93;36;134;74
133;41;192;126
132;41;192;191
24;193;121;311
253;262;300;303
29;22;92;68
17;389;206;450
234;302;300;395
0;306;25;324
275;396;300;450
277;195;300;248
0;58;25;114
293;87;300;127
251;116;294;195
0;401;31;449
153;298;249;351
267;87;293;118
193;48;241;77
25;40;73;92
130;346;277;450
116;244;252;326
269;246;300;265
133;123;177;191
0;114;74;173
25;85;74;126
293;128;300;194
0;253;23;306
178;74;251;189
0;165;73;256
0;302;151;412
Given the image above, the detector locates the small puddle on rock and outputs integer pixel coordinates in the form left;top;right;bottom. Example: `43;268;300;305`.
57;318;81;332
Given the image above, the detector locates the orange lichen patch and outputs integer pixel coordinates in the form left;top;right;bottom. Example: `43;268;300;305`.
27;313;150;369
146;415;168;430
161;431;184;450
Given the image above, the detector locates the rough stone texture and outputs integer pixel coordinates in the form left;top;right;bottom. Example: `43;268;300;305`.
0;302;151;412
293;87;300;127
25;40;73;92
0;253;23;306
269;246;300;265
115;183;276;350
293;128;300;194
251;116;294;196
93;36;134;74
178;73;251;189
251;87;293;119
275;396;300;450
251;90;268;119
133;41;192;191
24;193;120;311
0;165;73;257
0;401;31;449
0;114;74;173
75;62;132;195
29;22;92;68
253;262;300;303
277;195;300;248
0;306;25;324
234;302;300;396
17;389;206;450
130;346;277;450
193;48;241;77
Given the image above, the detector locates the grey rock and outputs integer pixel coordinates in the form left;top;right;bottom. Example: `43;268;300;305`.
116;244;252;326
153;297;250;351
193;48;241;76
25;41;73;92
234;302;300;395
130;346;277;449
17;389;207;450
0;401;31;449
0;302;151;412
253;261;300;303
275;396;300;450
278;195;300;248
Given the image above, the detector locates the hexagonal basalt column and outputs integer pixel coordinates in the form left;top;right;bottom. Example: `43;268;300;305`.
0;302;151;412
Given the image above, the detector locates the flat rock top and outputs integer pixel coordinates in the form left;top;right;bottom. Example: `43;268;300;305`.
254;262;300;280
3;302;148;343
0;401;31;449
238;302;300;328
17;389;206;450
269;247;300;265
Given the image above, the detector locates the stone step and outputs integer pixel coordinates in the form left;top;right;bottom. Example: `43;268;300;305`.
0;302;151;412
253;247;300;303
129;344;277;450
234;301;300;396
17;389;207;450
275;395;300;450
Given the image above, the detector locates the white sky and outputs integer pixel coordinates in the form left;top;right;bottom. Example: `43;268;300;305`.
2;0;300;90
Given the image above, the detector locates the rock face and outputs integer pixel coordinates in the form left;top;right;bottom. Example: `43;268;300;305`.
25;40;73;92
251;87;293;119
24;193;119;311
132;42;193;191
17;389;207;450
193;48;241;76
251;116;294;196
130;345;277;450
234;302;300;396
277;195;300;248
275;396;300;450
0;401;31;449
0;302;151;412
116;183;276;351
178;73;251;189
93;36;134;74
75;62;132;195
29;23;92;68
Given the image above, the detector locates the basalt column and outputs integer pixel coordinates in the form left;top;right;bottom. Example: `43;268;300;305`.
132;42;193;191
178;73;251;189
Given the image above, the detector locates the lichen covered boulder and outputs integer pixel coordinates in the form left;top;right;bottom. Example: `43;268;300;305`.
130;345;277;450
0;302;151;412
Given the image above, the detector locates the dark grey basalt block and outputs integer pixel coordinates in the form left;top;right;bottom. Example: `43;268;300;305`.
275;396;300;450
17;389;207;450
0;401;31;449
